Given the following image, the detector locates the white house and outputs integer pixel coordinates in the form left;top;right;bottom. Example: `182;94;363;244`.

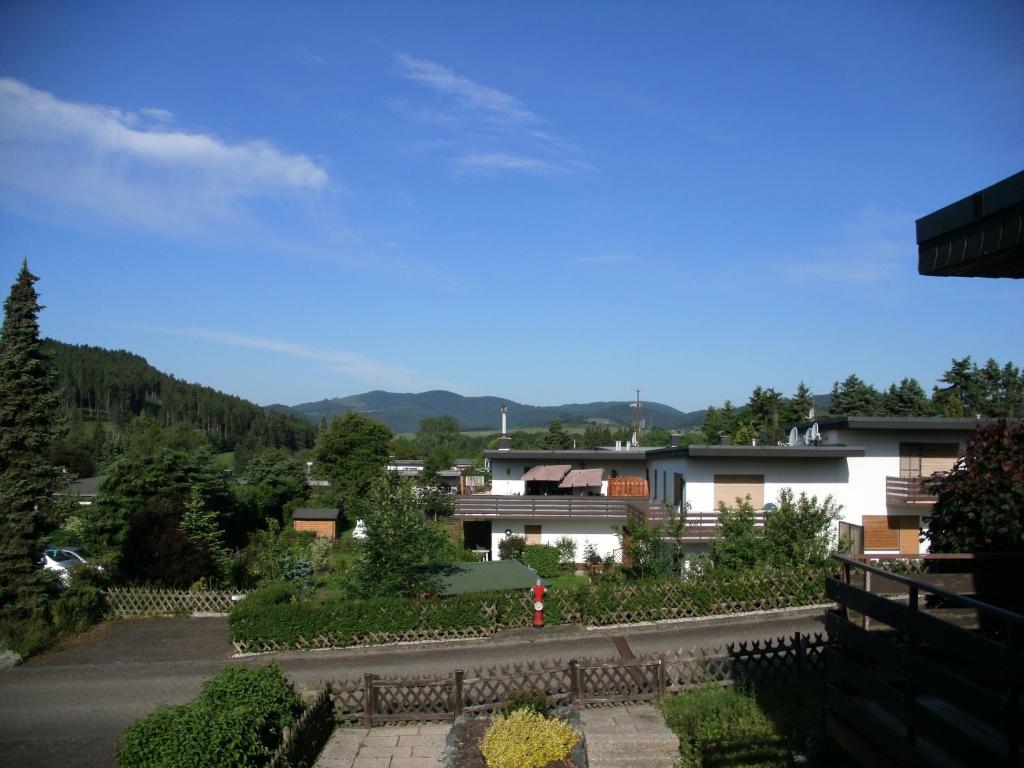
455;417;994;562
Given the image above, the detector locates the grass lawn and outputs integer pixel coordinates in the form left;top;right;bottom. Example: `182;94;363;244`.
659;675;857;768
544;574;588;589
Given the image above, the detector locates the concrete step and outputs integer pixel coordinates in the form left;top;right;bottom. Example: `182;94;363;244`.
584;732;680;752
588;757;678;768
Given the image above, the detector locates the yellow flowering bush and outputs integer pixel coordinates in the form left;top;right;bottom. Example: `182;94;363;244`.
480;709;580;768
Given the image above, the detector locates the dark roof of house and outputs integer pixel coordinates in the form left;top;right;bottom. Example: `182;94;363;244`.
807;417;999;431
291;508;340;521
484;449;649;461
64;476;105;497
646;445;864;459
435;560;541;595
917;170;1024;278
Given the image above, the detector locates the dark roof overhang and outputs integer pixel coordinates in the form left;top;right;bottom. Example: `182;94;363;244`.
646;445;864;459
917;170;1024;278
484;449;649;461
807;416;1001;431
291;508;340;521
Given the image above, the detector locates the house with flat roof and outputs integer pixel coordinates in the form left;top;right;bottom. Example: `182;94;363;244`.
455;417;997;562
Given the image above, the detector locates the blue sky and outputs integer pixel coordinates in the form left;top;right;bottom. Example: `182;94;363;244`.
1;2;1021;414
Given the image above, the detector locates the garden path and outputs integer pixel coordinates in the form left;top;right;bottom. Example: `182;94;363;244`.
314;723;447;768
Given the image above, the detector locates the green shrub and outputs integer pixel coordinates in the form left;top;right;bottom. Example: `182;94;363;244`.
51;575;107;634
116;664;302;768
500;688;551;718
553;536;577;567
524;544;560;578
498;534;525;563
481;709;579;768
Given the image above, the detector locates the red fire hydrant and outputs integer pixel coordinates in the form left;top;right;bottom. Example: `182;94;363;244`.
531;583;546;627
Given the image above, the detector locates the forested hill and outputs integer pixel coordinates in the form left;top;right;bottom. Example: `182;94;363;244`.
268;390;706;434
44;340;316;452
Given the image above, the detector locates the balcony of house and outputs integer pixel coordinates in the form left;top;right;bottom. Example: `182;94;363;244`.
644;506;767;542
453;495;651;520
885;475;940;506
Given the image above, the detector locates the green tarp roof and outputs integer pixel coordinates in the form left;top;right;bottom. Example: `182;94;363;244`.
435;560;541;596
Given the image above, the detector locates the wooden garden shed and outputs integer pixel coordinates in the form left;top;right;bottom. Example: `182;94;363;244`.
291;508;341;539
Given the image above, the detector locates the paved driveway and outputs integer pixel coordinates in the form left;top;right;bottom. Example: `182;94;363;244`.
0;608;826;768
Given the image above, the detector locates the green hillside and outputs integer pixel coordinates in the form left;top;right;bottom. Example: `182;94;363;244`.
269;389;707;434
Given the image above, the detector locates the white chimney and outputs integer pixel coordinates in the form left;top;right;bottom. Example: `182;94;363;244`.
500;405;508;436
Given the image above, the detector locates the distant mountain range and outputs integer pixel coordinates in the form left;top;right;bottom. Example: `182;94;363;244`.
266;390;709;434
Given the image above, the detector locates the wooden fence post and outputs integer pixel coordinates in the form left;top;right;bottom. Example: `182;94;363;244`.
363;674;375;729
452;669;464;719
568;660;580;706
794;633;805;675
656;659;666;698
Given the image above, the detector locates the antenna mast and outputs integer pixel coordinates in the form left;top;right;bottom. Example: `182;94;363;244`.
630;388;642;448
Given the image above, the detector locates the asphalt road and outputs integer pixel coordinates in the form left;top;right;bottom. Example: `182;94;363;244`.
0;608;827;768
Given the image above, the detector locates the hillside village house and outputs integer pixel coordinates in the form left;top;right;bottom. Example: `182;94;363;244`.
453;417;990;562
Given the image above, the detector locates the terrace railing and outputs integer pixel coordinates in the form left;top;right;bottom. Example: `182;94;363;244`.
453;495;649;520
824;553;1024;767
885;476;939;506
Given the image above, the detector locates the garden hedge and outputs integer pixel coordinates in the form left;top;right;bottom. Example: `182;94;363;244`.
229;567;830;651
116;663;303;768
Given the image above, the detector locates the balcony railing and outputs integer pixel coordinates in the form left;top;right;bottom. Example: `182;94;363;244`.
885;476;939;506
644;507;767;542
453;495;649;520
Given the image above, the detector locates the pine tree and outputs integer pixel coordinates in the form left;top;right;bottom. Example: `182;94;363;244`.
0;261;64;623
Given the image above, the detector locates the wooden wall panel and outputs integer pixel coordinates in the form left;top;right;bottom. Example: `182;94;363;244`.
714;474;765;510
863;515;899;550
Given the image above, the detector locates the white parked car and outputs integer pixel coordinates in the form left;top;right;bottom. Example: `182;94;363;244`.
41;546;90;584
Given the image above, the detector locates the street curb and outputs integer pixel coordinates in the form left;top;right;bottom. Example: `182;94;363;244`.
237;603;834;660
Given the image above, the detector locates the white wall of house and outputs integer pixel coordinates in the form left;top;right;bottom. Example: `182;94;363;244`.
644;455;846;513
488;457;646;496
821;428;970;526
490;517;622;562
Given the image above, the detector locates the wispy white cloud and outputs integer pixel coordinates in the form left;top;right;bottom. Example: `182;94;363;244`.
140;107;175;123
0;78;328;233
393;53;589;176
396;53;538;124
455;152;556;175
121;324;461;393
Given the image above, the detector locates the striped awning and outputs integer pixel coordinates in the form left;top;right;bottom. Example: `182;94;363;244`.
522;464;572;482
559;468;604;488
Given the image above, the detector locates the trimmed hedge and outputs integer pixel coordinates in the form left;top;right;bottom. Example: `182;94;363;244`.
523;544;561;578
229;582;513;648
229;567;830;651
117;664;303;768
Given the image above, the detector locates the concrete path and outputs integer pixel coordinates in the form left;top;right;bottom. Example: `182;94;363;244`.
314;723;447;768
314;704;681;768
581;704;680;768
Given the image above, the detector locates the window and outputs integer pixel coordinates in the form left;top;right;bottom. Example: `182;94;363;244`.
863;515;919;554
713;474;765;510
524;525;542;544
900;443;958;478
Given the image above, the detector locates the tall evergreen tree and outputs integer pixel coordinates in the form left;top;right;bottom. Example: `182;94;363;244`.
786;382;815;426
880;377;932;416
828;374;881;417
0;261;64;622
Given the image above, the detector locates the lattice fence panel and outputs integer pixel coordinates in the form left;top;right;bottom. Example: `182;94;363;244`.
105;588;241;617
463;659;573;713
374;678;453;719
268;686;335;768
578;662;660;703
330;682;365;724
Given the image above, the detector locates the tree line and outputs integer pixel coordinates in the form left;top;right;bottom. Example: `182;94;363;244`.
44;340;317;475
701;357;1022;446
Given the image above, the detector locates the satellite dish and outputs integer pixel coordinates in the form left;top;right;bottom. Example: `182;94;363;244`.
804;427;812;445
809;422;820;444
788;427;799;447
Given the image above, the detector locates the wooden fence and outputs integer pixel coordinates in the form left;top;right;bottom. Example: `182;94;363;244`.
105;587;243;617
327;631;828;727
825;554;1024;767
268;686;335;768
